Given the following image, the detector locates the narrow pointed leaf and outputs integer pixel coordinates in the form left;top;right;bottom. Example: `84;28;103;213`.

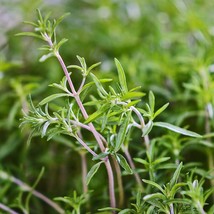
142;120;153;137
116;154;133;174
16;32;43;40
115;58;128;94
86;161;103;185
90;73;108;97
143;179;165;193
152;157;170;165
39;53;55;62
121;91;145;101
154;122;202;138
143;193;165;201
87;62;101;74
92;152;109;161
169;162;183;189
153;103;169;119
84;104;110;124
149;91;155;114
39;93;70;105
115;113;130;152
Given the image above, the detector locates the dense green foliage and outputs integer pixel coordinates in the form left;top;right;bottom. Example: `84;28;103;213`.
1;1;214;213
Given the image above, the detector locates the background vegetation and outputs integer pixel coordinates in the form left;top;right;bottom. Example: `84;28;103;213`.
1;0;214;213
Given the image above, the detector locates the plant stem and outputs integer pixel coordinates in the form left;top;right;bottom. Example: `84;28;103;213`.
0;203;20;214
205;104;214;202
104;159;116;209
124;147;143;189
0;170;64;214
112;157;124;208
80;151;88;194
44;35;116;208
75;135;98;157
130;106;150;149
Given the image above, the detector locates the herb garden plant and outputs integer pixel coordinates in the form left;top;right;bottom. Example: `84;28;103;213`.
1;7;214;214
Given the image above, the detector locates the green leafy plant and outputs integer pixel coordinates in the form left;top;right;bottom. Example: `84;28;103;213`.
12;10;209;214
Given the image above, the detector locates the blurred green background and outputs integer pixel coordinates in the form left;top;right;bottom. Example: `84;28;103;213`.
1;0;214;212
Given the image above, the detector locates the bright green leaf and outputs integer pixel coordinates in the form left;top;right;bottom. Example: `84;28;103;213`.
116;154;133;174
134;158;149;166
143;179;165;193
154;122;202;138
121;91;145;101
114;58;128;94
15;32;43;40
153;103;169;119
142;120;153;137
169;162;183;189
90;73;108;98
86;161;103;185
84;104;110;124
152;157;170;165
39;93;70;105
115;113;130;152
143;193;165;201
149;91;155;114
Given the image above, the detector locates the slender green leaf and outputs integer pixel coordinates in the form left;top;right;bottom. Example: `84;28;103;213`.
53;12;70;28
98;207;121;212
39;93;70;105
92;152;109;161
143;193;165;201
143;179;165;193
15;32;43;40
170;182;187;197
115;113;130;152
116;154;133;174
121;91;145;101
87;62;101;74
169;162;183;189
118;209;132;214
84;104;110;124
56;38;68;50
86;161;103;185
142;120;153;137
126;99;141;107
39;53;55;62
154;122;202;138
153;103;169;119
90;73;108;97
134;158;149;166
149;91;155;114
152;157;170;165
114;58;128;94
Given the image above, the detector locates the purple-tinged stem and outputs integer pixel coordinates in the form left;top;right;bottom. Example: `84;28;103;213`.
75;135;98;157
0;203;19;214
0;170;64;214
124;147;143;189
130;106;150;149
44;34;116;209
112;157;124;208
80;152;88;194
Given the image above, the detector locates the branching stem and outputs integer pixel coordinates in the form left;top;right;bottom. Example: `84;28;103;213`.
43;33;116;209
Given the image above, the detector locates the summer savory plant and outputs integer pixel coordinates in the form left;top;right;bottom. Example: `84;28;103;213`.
4;9;212;213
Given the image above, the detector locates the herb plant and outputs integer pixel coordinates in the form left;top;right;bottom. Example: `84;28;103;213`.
1;5;214;214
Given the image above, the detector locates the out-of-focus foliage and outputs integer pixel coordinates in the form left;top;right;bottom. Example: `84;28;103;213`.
1;0;214;213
